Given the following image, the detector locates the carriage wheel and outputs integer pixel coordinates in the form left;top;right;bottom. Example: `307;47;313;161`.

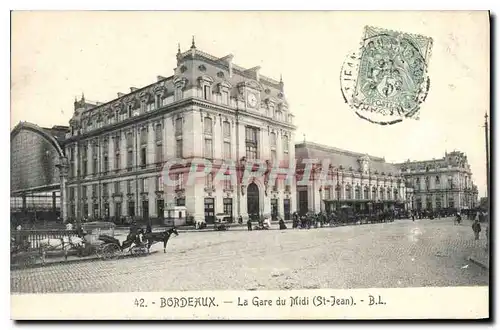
100;243;121;260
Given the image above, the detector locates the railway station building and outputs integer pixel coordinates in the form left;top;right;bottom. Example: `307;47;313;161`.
63;40;297;224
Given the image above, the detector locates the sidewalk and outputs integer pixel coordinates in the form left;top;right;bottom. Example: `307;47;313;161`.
467;223;490;270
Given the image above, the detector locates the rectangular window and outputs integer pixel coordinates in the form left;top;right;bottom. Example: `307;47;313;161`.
126;133;133;148
140;128;148;145
140;147;147;167
175;118;183;135
205;173;214;188
155;125;162;142
246;145;258;160
176;173;184;190
270;133;277;147
82;160;88;177
204;117;213;135
224;174;232;190
114;181;120;194
203;85;210;100
223;142;231;159
282;136;289;153
92;184;97;198
156;175;163;192
324;188;331;200
176;139;183;158
127;104;133;117
115;153;120;171
155;144;163;164
92;158;98;175
204;138;213;159
223;121;231;138
127;150;133;170
156;95;162;109
245;126;259;160
141;178;148;193
222;91;229;105
127;180;133;194
102;183;108;197
103;155;109;173
114;136;120;151
82;186;87;198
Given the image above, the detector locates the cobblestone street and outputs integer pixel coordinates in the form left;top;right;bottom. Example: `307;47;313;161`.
11;218;488;293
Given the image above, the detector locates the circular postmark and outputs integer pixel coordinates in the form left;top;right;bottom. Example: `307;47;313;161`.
340;28;432;125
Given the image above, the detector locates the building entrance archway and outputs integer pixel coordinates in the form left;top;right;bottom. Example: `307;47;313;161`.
247;183;260;220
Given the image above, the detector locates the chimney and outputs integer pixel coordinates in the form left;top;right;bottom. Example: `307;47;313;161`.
130;87;138;92
117;92;125;98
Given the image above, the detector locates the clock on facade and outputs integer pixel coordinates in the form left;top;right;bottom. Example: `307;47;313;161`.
247;93;258;108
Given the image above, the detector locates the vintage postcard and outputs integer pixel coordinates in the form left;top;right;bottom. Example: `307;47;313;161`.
10;11;490;320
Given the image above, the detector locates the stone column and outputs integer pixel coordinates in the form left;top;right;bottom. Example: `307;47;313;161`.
58;157;69;223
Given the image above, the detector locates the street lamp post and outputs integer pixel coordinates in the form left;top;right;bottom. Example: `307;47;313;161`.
484;113;490;254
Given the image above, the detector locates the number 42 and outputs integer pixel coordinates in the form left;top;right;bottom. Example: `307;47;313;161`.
134;298;146;307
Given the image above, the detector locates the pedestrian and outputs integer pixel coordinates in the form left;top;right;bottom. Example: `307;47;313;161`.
472;219;481;240
66;221;73;231
247;218;252;231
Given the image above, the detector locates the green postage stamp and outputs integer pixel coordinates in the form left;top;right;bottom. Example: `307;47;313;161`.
341;26;433;125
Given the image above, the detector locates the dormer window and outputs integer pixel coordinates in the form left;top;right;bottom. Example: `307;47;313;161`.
155;94;162;109
127;104;133;117
203;85;211;100
222;91;229;105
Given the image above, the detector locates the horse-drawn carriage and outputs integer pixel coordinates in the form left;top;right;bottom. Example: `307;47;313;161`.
80;221;149;260
10;221;180;267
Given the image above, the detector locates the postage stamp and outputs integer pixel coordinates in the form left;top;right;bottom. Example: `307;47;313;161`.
341;26;433;125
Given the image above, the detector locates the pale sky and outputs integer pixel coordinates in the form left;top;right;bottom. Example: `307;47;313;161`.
11;11;490;197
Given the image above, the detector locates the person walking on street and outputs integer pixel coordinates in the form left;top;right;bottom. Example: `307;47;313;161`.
247;218;252;231
472;219;481;240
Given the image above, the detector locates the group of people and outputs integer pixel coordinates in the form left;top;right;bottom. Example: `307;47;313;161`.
246;216;287;231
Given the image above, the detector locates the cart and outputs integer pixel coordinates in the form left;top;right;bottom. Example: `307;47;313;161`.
80;221;121;260
214;213;231;231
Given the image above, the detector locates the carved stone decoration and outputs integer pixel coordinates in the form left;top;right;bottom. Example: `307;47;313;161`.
180;65;187;73
277;92;284;99
198;64;207;72
174;76;188;90
264;88;271;94
153;84;166;95
217;71;225;78
264;180;269;197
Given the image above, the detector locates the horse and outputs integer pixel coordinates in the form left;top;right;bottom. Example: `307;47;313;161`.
38;235;86;264
143;227;179;253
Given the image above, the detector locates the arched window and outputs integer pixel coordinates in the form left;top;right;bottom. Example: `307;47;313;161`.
363;186;369;199
393;188;398;200
380;187;385;200
387;188;392;200
372;186;377;199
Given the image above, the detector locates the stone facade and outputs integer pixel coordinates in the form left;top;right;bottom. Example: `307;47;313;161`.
395;151;479;211
295;142;408;215
64;40;297;223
